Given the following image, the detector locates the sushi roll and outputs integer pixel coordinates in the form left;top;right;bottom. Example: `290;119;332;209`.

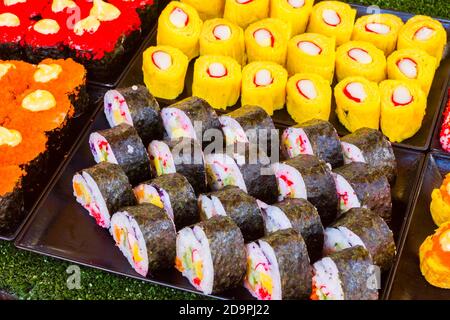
352;14;404;55
103;85;163;145
0;166;24;233
335;41;387;83
311;246;378;300
259;198;324;262
419;222;450;289
110;204;177;277
0;11;26;61
273;155;338;226
334;76;381;133
387;48;437;96
161;96;221;145
397;15;447;67
192;55;242;110
341;128;397;183
241;61;288;116
199;18;246;65
147;138;207;194
244;229;311;300
223;0;270;29
142;45;189;100
176;216;246;294
180;0;225;20
333;162;392;222
281;119;344;168
269;0;314;37
156;1;203;61
244;18;290;66
134;173;199;230
286;33;336;83
286;73;332;123
89;124;152;186
72;162;136;228
323;208;396;271
441;98;450;153
306;1;357;46
198;186;265;242
379;79;427;143
430;173;450;227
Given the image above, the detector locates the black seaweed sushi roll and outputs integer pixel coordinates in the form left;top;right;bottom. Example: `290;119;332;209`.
89;123;152;186
281;119;344;168
104;85;163;146
110;203;176;277
323;208;396;271
333;163;392;222
341;128;397;183
148;137;207;194
176;216;246;294
134;173;199;230
244;229;312;300
198;186;265;242
72;162;136;228
0;166;24;234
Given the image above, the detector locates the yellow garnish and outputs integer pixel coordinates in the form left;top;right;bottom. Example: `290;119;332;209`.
34;63;63;83
0;13;20;27
259;272;273;295
90;0;121;22
52;0;77;13
0;63;15;80
73;16;100;36
33;19;60;35
0;126;22;147
22;90;56;112
4;0;26;6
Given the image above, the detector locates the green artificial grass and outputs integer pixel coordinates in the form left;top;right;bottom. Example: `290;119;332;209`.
0;0;448;300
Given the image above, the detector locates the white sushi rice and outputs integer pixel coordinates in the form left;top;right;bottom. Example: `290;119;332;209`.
148;140;177;176
104;89;133;128
161;107;198;141
198;195;227;219
332;173;361;213
259;204;292;234
205;153;248;193
272;162;308;202
323;226;366;256
219;115;249;145
341;142;366;165
89;132;119;164
281;127;314;159
312;257;345;300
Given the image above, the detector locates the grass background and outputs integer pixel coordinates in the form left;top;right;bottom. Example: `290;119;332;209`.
0;0;449;300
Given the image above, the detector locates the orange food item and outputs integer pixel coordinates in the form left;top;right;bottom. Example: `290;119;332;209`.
0;165;24;196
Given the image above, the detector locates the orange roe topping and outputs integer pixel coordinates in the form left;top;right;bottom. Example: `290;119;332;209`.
0;165;23;196
431;224;450;268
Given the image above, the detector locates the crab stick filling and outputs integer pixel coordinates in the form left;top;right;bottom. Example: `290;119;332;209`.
152;50;172;71
323;226;366;256
207;62;228;78
104;90;133;127
198;195;227;219
347;48;373;64
297;79;318;100
288;0;305;8
311;257;345;300
253;69;273;87
341;142;366;164
134;183;174;221
89;133;118;164
322;9;341;27
297;41;322;56
219;115;249;145
365;23;390;35
161;107;197;141
396;58;418;79
148;141;176;176
343;82;367;103
213;24;231;40
272;163;307;201
332;173;361;213
0;63;15;80
391;85;414;106
169;7;189;29
414;26;435;41
281;127;313;159
253;28;275;48
259;203;292;234
205;154;247;192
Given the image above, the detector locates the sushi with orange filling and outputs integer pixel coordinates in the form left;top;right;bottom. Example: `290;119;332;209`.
224;0;270;29
270;0;315;37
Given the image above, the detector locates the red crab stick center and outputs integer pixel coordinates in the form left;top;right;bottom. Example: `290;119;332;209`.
298;41;322;56
253;28;275;48
152;51;172;71
344;82;367;103
236;0;254;4
322;9;341;27
254;69;273;87
213;24;231;40
297;79;317;99
397;58;417;79
288;0;305;8
207;62;228;78
414;26;435;41
348;48;373;64
365;22;391;34
392;85;413;106
169;7;189;28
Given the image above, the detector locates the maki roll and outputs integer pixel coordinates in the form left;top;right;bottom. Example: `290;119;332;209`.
430;173;450;227
387;48;437;96
244;18;290;66
281;119;343;168
379;79;427;143
72;162;136;228
192;55;242;110
147;138;207;194
341;128;397;183
323;208;396;271
306;1;357;46
0;166;24;234
259;198;324;262
103;85;163;145
134;173;199;230
241;61;288;116
397;15;447;66
333;162;392;222
176;216;246;294
223;0;270;29
244;229;311;300
110;204;177;277
286;73;332;123
89;123;151;185
311;246;378;300
335;41;387;83
352;14;404;55
156;1;203;60
286;33;336;83
199;18;246;65
198;186;265;242
334;76;381;132
180;0;225;20
270;0;314;37
273;155;338;226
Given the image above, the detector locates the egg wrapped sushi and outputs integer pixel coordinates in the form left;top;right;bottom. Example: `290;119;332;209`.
224;0;270;29
335;76;381;133
241;61;288;115
156;1;203;60
142;45;189;100
199;18;246;65
181;0;225;20
286;73;332;124
306;1;356;46
352;14;404;55
387;48;437;95
379;79;427;143
397;15;447;66
430;173;450;227
270;0;314;37
192;55;242;110
287;33;336;83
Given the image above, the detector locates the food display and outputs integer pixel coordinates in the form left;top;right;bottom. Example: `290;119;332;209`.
440;96;450;153
430;174;450;227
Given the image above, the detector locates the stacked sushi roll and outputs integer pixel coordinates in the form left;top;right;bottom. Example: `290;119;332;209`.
269;0;314;37
224;0;270;29
181;0;225;20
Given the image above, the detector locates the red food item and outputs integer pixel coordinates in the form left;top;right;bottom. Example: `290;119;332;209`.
440;89;450;152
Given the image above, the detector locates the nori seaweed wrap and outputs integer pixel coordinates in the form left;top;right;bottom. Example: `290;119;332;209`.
0;186;24;235
198;186;265;242
341;128;397;183
89;123;152;186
